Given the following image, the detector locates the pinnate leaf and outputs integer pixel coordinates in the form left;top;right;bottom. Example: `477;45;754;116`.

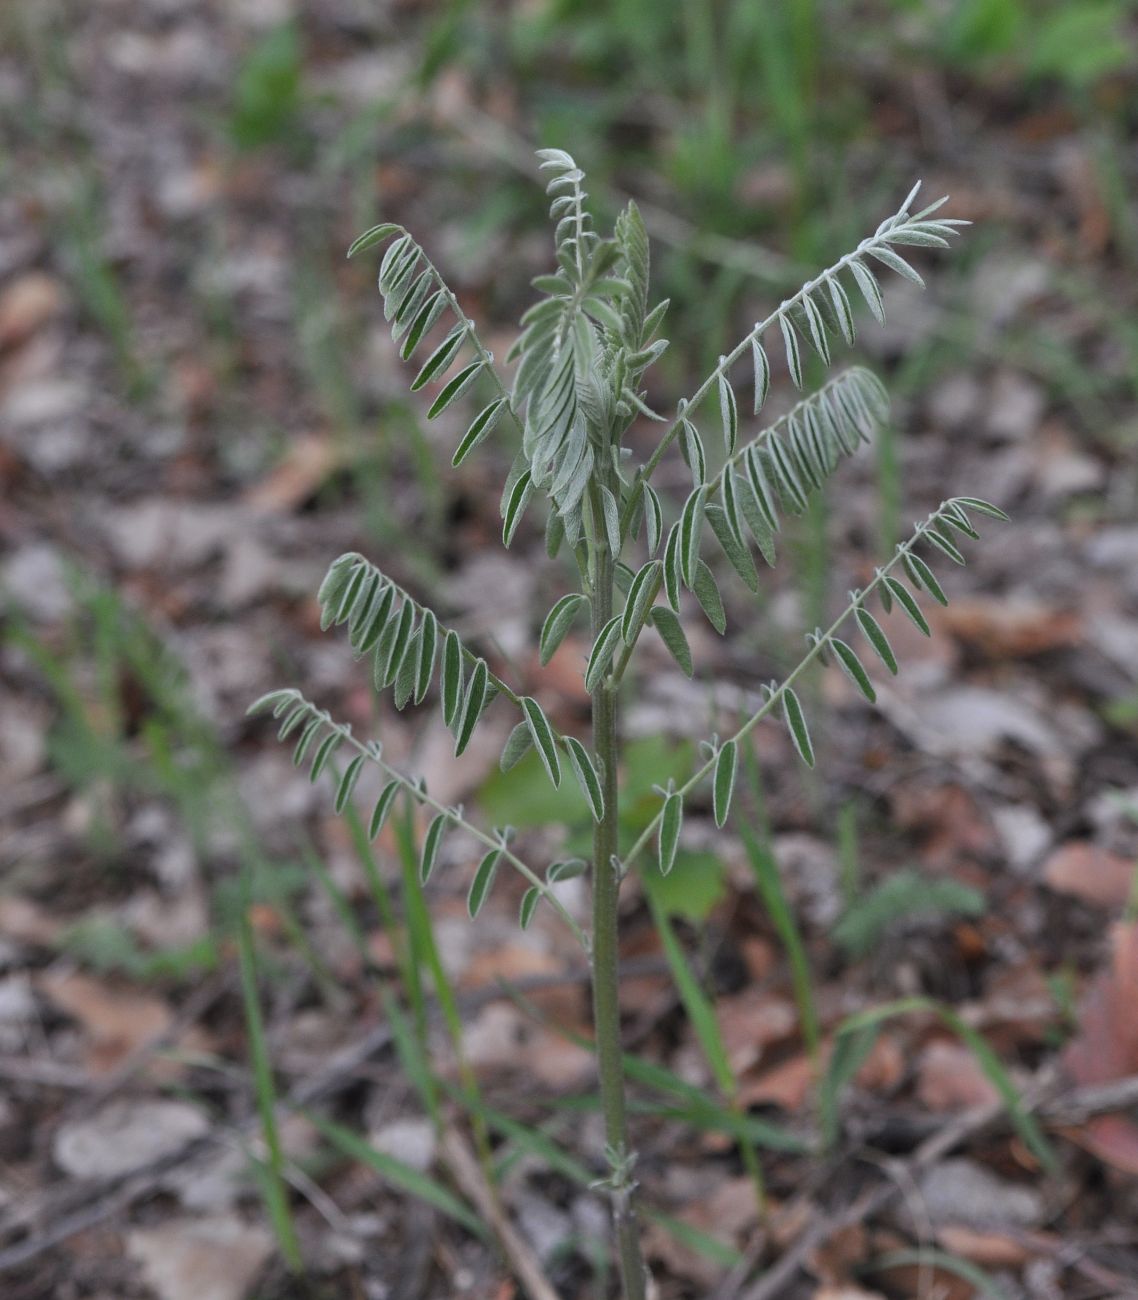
334;753;365;813
347;222;401;259
585;616;622;692
884;577;930;635
427;360;482;420
454;658;489;756
717;367;738;454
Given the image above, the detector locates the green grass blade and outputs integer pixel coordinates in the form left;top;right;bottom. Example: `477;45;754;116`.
738;823;820;1059
392;801;493;1166
648;894;734;1094
643;1209;743;1268
310;1113;486;1239
501;985;806;1153
382;986;440;1123
236;884;303;1274
830;997;1054;1169
647;891;766;1210
869;1248;1014;1299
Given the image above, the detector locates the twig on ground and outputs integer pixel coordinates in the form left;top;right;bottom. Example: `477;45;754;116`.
440;1125;562;1300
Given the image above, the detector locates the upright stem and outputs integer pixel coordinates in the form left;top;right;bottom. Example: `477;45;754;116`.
589;529;648;1300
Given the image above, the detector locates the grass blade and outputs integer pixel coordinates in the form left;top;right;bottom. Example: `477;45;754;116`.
236;883;303;1273
311;1114;485;1238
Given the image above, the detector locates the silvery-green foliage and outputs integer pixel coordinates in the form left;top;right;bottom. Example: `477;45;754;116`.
245;686;588;945
629;496;1005;876
252;149;1001;918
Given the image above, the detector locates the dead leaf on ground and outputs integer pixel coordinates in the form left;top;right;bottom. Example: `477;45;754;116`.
714;988;798;1073
812;1288;887;1300
462;1001;594;1089
1062;1112;1138;1176
768;1195;813;1247
917;1040;1001;1112
807;1222;868;1285
1043;842;1135;910
461;943;563;990
937;597;1082;658
41;971;168;1070
39;970;211;1077
243;433;340;513
740;1023;907;1112
979;962;1057;1045
739;935;777;981
918;1158;1044;1230
642;1216;721;1291
892;687;1076;788
738;1052;815;1112
1061;921;1138;1173
0;894;63;947
867;1259;973;1300
854;1031;906;1094
368;1116;436;1173
127;1215;273;1300
524;1026;596;1090
936;1223;1034;1267
888;782;998;868
0;272;65;350
679;1174;760;1242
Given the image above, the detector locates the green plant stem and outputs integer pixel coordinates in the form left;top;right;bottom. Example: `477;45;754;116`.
589;525;647;1300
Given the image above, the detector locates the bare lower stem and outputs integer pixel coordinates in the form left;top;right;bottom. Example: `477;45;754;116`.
589;540;648;1300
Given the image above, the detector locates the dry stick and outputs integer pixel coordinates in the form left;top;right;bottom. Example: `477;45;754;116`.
440;1126;562;1300
0;1056;90;1088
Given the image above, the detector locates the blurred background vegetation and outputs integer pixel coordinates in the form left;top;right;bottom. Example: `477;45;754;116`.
1;0;1136;1295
